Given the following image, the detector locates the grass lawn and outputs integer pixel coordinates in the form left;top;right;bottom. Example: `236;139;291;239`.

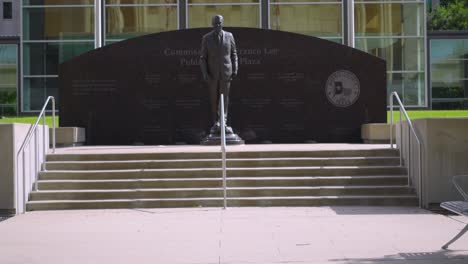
388;110;468;123
1;111;468;127
0;116;59;127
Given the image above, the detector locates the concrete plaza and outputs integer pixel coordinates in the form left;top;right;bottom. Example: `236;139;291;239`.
0;207;467;264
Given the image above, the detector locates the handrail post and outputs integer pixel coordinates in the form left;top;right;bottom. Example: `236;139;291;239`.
408;122;411;187
220;94;227;209
42;114;47;172
15;96;56;214
52;97;56;154
399;107;402;166
388;91;424;208
390;95;394;149
419;144;423;208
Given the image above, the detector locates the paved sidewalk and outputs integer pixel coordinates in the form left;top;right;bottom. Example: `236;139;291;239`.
0;207;467;264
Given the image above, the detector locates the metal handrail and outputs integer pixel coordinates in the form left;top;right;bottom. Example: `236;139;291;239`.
220;94;227;209
15;96;56;214
389;91;423;208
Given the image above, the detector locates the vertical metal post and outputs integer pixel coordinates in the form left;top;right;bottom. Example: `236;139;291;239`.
419;143;423;207
407;117;411;187
35;129;39;191
42;114;46;172
347;0;355;48
22;150;26;213
52;97;56;154
220;94;227;209
95;0;103;48
179;0;186;29
262;0;270;29
390;95;394;148
399;107;403;166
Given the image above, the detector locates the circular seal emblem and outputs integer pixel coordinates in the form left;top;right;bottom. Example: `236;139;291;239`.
325;70;360;108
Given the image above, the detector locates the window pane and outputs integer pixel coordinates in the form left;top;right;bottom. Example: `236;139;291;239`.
3;2;13;19
355;3;423;37
356;0;424;2
431;39;468;61
189;5;260;28
23;0;94;6
431;61;467;86
270;4;341;37
430;39;468;102
432;100;468;110
23;77;58;111
23;42;94;75
271;0;340;2
324;38;342;44
0;44;17;115
387;72;425;106
355;37;424;72
106;6;178;40
23;7;94;40
190;0;257;3
107;0;176;4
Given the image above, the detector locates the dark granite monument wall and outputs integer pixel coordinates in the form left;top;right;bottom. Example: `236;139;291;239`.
59;28;387;145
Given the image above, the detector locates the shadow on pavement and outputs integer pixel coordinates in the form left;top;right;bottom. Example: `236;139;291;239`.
330;206;433;216
332;250;468;263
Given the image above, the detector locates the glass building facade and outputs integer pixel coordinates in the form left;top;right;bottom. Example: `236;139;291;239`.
0;43;18;116
429;34;468;109
20;0;427;112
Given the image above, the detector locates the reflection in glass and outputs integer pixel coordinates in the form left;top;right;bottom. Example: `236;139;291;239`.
23;77;58;111
23;0;93;5
431;39;468;61
109;0;177;4
270;4;341;38
190;0;258;3
387;72;425;106
23;7;94;40
189;5;259;28
270;0;340;2
23;42;94;75
354;3;422;37
106;5;178;40
0;45;17;115
430;39;468;109
355;38;424;72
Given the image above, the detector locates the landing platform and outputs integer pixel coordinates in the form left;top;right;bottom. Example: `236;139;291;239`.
53;143;393;155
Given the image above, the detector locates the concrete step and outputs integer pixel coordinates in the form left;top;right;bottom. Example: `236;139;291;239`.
29;186;415;201
36;176;408;190
26;195;418;211
39;166;407;180
28;146;416;211
37;175;408;191
45;149;400;162
43;157;401;170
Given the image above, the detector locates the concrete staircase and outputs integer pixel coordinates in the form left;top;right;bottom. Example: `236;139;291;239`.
26;148;418;211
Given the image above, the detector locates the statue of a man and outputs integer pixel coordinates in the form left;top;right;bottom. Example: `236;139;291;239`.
200;15;238;134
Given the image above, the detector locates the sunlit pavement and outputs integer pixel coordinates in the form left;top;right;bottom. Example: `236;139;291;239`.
0;207;467;264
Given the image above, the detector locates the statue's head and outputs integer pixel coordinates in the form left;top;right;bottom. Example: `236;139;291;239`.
212;15;223;34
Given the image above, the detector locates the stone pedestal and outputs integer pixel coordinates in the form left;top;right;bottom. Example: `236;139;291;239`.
200;126;244;145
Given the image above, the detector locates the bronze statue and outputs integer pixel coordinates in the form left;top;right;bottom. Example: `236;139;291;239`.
200;15;238;134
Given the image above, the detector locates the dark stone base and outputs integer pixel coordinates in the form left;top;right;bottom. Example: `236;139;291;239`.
200;132;245;145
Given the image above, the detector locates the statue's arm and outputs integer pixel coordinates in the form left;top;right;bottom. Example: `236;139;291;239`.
230;34;238;77
200;36;209;80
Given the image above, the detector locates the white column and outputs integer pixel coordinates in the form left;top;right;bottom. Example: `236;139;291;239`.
95;0;103;49
347;0;355;48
